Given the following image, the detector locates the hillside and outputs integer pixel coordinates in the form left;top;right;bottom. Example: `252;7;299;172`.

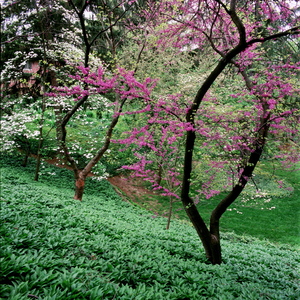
0;156;299;300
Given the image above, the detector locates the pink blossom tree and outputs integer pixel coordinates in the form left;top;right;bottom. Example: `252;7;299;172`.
50;65;156;200
116;0;300;264
117;95;187;229
51;0;150;200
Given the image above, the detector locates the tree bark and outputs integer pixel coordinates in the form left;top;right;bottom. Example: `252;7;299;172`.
156;163;163;186
22;153;29;167
183;199;216;262
34;150;42;181
34;98;45;181
181;121;222;263
182;128;269;264
21;139;30;167
68;98;126;200
74;173;86;201
166;196;173;230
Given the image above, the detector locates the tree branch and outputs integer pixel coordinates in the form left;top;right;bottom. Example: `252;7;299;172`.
90;2;135;47
247;26;300;46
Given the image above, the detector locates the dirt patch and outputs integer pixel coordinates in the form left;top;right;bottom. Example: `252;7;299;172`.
107;175;163;211
107;175;152;198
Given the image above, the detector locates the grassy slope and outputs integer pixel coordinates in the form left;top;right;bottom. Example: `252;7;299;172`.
137;163;300;247
0;156;299;300
26;111;300;246
220;162;300;246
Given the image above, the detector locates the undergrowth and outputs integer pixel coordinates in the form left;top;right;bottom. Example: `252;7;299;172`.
0;155;299;299
135;161;300;247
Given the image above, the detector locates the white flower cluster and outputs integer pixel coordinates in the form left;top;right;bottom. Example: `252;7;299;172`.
0;109;40;152
47;96;74;112
1;50;41;81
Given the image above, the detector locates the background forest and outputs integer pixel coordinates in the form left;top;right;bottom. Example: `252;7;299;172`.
1;0;300;298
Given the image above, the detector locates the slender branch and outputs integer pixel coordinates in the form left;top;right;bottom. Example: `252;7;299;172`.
79;0;89;15
159;105;184;122
81;97;127;176
61;95;89;142
209;3;222;41
90;2;135;47
250;176;260;192
133;43;146;73
247;26;300;46
67;0;79;15
210;120;270;224
68;0;90;66
1;33;40;44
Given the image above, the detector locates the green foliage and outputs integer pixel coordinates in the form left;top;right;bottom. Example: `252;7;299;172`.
0;155;299;299
8;106;132;176
143;164;300;246
240;166;293;201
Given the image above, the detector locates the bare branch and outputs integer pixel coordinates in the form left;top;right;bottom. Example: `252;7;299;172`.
247;26;300;46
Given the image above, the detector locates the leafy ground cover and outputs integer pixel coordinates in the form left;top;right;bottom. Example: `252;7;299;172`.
119;162;300;247
20;109;300;247
0;156;299;299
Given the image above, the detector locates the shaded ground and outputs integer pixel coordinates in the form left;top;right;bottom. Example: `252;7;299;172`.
107;175;163;212
31;154;170;216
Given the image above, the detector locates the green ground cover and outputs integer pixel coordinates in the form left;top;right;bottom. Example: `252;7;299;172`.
136;162;300;247
23;109;300;247
0;156;299;299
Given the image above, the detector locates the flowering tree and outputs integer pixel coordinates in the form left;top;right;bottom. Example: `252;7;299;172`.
51;0;159;200
50;65;157;200
116;0;300;264
2;0;299;265
0;0;81;170
0;109;41;164
118;96;187;229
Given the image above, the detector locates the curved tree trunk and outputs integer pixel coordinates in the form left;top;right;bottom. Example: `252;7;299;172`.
69;99;126;201
182;120;269;264
179;4;274;262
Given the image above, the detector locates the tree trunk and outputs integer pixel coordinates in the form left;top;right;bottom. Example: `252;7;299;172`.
209;234;222;265
34;152;42;181
34;123;44;181
34;96;45;181
166;196;173;230
74;173;86;201
183;197;222;263
54;105;64;142
21;140;30;167
22;153;29;167
156;163;163;186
